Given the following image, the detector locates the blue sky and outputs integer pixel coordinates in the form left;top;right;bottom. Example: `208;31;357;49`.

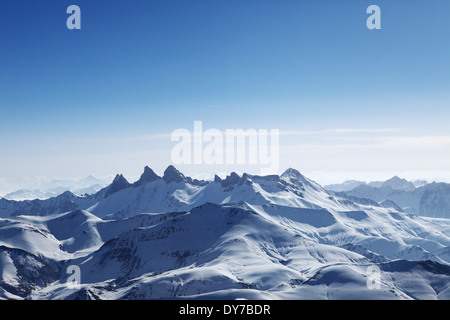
1;0;449;184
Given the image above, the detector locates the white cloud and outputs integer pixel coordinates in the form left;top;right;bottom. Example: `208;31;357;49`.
280;128;403;136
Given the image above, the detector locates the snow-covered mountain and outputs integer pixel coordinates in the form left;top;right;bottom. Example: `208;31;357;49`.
0;166;358;219
2;189;50;201
325;176;418;193
325;176;450;219
1;166;449;300
342;182;450;219
380;176;416;192
324;180;367;192
0;175;112;201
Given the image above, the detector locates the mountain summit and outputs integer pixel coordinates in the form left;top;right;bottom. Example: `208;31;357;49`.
281;168;322;191
162;165;186;183
105;174;131;197
381;176;416;191
133;166;161;187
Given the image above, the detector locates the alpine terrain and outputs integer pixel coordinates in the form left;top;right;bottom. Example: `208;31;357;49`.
0;166;449;300
326;176;450;219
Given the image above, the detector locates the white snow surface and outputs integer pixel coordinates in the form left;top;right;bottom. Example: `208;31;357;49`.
0;167;449;300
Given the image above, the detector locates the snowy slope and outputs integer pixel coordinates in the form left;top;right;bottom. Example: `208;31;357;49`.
25;202;450;300
1;167;450;300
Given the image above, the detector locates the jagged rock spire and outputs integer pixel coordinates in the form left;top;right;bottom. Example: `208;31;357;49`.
133;166;161;187
105;174;130;197
163;165;186;183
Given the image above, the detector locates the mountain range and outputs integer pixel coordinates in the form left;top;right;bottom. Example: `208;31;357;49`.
0;175;112;201
325;176;450;218
325;176;427;192
0;166;449;300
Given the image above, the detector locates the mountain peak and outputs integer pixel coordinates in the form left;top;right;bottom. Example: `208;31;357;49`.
381;176;415;191
163;165;186;183
386;176;403;183
58;190;77;199
281;168;303;178
133;166;161;187
280;168;308;183
220;172;241;188
112;174;127;183
280;168;322;191
105;174;131;197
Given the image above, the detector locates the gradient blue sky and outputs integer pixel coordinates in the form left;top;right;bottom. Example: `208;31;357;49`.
1;0;449;184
